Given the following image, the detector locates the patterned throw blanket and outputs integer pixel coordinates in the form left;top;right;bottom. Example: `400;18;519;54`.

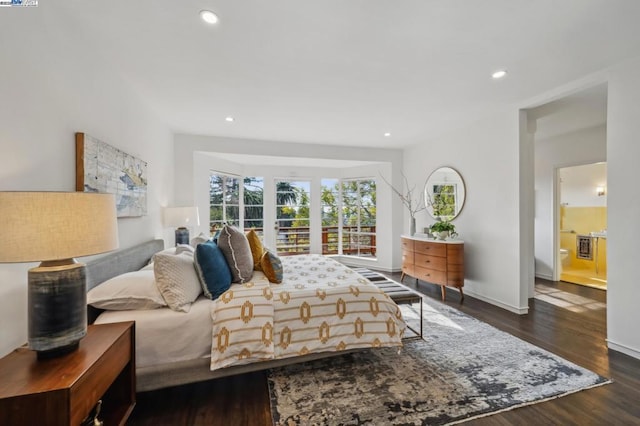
210;255;406;371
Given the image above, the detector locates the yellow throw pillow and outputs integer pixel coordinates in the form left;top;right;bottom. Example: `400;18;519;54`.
246;229;265;271
261;249;283;284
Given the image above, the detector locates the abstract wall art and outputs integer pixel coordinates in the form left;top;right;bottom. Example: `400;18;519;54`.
76;132;148;217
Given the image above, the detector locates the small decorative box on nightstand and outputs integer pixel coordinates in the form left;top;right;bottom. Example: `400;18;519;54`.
0;321;135;426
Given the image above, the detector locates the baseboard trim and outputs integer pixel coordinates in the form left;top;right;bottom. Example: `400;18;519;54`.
535;273;554;281
464;289;529;315
607;339;640;360
337;257;397;273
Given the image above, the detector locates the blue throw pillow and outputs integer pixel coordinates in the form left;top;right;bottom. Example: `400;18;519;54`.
194;241;232;300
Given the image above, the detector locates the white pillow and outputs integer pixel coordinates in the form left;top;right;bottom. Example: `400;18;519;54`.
190;232;211;248
87;270;166;310
175;244;195;256
153;252;202;313
140;262;154;271
152;246;176;261
141;246;192;272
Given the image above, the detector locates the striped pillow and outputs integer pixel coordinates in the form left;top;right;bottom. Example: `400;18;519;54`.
217;225;254;283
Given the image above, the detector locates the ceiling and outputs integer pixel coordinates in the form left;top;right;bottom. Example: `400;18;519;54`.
51;1;640;148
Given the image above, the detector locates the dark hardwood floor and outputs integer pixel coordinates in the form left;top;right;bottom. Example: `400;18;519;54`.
127;275;640;425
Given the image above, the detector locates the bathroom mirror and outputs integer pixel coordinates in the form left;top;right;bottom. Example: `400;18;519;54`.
424;166;466;221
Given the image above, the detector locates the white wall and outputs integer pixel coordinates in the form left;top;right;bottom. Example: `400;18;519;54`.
607;56;640;359
559;162;607;207
0;9;174;356
534;125;606;279
403;58;640;359
404;108;526;313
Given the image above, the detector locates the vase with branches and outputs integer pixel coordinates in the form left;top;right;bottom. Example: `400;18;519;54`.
380;173;425;235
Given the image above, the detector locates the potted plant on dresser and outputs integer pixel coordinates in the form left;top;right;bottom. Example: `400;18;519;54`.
430;220;456;240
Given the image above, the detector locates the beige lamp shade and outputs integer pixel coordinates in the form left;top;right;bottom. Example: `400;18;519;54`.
163;206;200;228
0;192;119;263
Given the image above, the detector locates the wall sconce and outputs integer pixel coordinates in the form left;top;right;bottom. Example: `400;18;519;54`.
596;186;606;196
164;206;200;245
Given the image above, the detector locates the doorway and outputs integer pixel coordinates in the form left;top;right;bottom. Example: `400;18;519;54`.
527;82;608;302
557;163;607;290
274;179;311;255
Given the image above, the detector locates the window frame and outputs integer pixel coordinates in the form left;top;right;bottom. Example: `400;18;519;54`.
209;171;241;232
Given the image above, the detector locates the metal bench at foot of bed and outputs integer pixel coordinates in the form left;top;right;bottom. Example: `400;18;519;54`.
371;280;423;340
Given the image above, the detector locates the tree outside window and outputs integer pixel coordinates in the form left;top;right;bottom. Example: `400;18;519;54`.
209;173;240;231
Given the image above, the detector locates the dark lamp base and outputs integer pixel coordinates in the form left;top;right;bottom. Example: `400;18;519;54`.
36;342;79;360
175;227;190;246
28;262;87;359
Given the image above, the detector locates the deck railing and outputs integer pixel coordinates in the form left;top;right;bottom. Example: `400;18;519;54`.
212;224;376;257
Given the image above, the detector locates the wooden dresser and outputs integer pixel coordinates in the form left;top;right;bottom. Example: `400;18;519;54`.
401;235;464;300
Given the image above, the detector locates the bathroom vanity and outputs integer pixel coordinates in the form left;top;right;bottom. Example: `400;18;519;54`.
401;235;465;301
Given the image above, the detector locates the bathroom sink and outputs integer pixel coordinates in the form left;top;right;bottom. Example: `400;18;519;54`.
590;231;607;238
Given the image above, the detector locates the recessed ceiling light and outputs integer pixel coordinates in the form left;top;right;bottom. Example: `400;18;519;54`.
384;132;391;137
492;70;507;79
200;10;219;25
225;116;234;122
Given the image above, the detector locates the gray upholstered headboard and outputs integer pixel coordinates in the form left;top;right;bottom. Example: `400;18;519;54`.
85;239;164;291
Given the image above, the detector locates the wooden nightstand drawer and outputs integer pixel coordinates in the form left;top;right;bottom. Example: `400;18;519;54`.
70;326;133;425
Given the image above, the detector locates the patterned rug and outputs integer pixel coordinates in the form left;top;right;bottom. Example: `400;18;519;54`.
267;269;610;425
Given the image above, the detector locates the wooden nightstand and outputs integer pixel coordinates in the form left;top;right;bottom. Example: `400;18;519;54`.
0;321;135;426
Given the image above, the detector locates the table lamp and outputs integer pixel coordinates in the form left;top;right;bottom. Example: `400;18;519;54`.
163;206;200;245
0;192;118;359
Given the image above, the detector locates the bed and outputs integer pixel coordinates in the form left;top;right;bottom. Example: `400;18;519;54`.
86;239;406;392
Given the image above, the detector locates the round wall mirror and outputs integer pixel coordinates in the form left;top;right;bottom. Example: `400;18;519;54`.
424;167;466;221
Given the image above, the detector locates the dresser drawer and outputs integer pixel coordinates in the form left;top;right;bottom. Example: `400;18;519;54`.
402;264;415;277
414;253;446;272
401;237;415;252
447;262;464;273
447;244;464;263
414;240;446;257
414;266;447;285
400;237;464;301
447;271;465;287
402;250;413;266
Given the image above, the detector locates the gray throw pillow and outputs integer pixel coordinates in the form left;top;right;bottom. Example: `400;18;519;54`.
217;225;254;283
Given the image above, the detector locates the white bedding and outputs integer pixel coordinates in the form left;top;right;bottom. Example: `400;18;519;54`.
95;296;212;368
